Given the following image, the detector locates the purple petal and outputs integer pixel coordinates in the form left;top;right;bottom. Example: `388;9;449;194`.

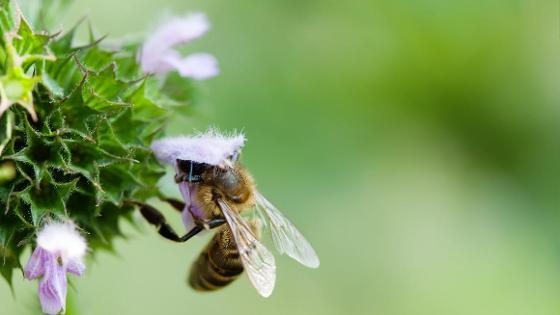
179;182;195;231
165;52;219;80
140;13;210;74
66;259;86;276
24;247;49;280
153;13;209;49
39;255;67;315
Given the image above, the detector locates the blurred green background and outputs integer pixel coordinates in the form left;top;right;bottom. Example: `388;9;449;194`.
2;0;560;314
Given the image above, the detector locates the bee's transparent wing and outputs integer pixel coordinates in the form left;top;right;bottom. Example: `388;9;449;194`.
216;198;276;297
255;191;320;268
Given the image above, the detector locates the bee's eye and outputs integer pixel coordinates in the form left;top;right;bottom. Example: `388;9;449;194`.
230;151;239;162
177;159;207;182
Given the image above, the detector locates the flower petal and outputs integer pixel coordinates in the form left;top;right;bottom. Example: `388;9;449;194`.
24;247;48;279
178;182;193;223
140;13;210;74
66;259;86;276
151;129;245;166
155;13;210;48
37;221;87;263
38;255;67;315
166;52;219;80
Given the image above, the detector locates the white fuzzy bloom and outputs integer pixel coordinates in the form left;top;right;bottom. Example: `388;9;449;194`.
37;222;87;263
151;129;245;166
25;222;87;315
165;52;220;80
139;13;219;80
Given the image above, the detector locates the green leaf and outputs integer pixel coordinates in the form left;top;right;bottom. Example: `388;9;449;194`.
0;0;15;36
12;15;51;58
20;172;77;224
81;65;131;112
128;81;168;122
99;164;139;204
78;43;115;73
44;55;84;96
0;109;13;155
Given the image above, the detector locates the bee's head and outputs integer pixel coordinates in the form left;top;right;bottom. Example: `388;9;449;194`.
175;159;242;185
176;159;251;203
176;159;211;183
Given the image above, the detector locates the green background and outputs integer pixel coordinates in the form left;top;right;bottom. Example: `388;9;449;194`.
2;0;560;314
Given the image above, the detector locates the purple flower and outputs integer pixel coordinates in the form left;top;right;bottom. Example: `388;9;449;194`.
139;13;219;80
151;128;245;167
178;181;202;231
24;222;87;315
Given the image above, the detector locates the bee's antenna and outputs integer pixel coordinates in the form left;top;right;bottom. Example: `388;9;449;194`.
189;160;194;182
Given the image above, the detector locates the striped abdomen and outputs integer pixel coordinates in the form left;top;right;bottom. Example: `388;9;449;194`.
188;225;244;291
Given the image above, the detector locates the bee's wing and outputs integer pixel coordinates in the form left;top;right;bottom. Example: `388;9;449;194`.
255;191;320;268
216;198;276;297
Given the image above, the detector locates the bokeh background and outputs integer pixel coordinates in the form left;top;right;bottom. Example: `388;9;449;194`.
2;0;560;314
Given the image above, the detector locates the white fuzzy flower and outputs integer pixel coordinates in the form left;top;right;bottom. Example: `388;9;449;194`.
139;13;219;80
151;128;245;167
25;222;87;315
36;222;87;262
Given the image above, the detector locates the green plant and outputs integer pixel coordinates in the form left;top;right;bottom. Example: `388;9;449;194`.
0;0;203;288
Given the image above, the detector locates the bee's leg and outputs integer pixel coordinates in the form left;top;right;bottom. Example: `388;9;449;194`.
159;196;185;212
188;205;227;231
178;218;227;242
200;218;227;230
137;202;226;243
138;203;184;242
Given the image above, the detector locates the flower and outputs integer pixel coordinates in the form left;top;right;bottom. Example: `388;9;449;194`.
24;222;87;315
151;128;245;167
139;13;219;80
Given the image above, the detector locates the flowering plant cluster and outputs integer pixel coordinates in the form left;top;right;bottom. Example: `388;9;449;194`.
0;0;218;313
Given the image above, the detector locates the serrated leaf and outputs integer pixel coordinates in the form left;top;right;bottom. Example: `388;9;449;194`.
13;15;50;57
82;85;130;112
79;44;115;73
44;54;83;95
99;164;139;204
20;176;64;224
128;80;168;121
59;89;101;135
7;115;69;180
81;65;131;112
85;64;128;99
113;48;142;81
109;108;143;146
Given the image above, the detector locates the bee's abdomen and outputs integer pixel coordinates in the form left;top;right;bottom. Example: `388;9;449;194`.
189;226;243;291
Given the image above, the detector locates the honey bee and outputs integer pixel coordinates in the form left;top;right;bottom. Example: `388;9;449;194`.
138;131;319;297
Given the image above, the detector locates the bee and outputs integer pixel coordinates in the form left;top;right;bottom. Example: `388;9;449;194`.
137;130;319;297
